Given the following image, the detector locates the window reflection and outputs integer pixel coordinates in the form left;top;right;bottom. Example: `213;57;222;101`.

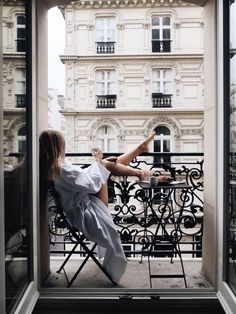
228;0;236;296
2;0;31;312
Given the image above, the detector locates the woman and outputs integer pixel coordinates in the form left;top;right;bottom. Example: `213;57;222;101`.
39;130;155;283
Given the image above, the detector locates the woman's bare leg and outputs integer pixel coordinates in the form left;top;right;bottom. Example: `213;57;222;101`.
91;132;156;181
116;131;156;165
94;183;109;207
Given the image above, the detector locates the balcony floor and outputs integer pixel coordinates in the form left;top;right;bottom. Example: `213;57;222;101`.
44;257;212;289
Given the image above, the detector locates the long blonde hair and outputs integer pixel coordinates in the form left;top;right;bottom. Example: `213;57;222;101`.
39;130;65;181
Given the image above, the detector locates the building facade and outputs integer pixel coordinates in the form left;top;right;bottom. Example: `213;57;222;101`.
1;1;236;313
2;1;26;157
60;0;204;161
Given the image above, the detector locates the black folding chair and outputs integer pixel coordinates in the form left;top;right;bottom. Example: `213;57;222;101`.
48;181;117;287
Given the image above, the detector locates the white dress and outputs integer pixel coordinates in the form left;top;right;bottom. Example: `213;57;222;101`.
54;160;127;283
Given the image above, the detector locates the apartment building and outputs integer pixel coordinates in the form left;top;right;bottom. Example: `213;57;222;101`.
59;0;204;161
2;1;26;157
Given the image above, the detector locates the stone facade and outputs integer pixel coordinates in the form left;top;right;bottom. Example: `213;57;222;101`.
2;1;26;155
60;0;204;161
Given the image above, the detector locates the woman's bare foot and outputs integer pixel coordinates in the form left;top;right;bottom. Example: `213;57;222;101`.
91;147;103;162
138;169;155;181
139;131;156;152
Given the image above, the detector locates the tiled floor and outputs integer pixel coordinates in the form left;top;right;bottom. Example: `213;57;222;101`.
44;257;212;289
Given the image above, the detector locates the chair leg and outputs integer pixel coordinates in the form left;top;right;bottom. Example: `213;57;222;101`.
67;242;117;287
57;243;79;273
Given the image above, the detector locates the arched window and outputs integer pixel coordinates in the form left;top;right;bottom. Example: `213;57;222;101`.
154;125;171;164
17;126;26;153
94;125;117;152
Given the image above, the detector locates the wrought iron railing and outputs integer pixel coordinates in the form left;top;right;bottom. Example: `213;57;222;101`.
49;152;204;259
96;95;116;108
96;41;115;54
152;40;171;53
152;93;172;108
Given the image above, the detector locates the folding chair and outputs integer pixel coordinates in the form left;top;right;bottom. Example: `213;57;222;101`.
48;181;117;287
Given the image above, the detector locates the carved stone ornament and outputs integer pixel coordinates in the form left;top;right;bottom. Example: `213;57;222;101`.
89;118;124;140
145;116;180;138
117;23;124;30
66;23;74;33
87;24;95;31
5;21;14;28
180;128;204;137
124;129;145;136
143;23;150;29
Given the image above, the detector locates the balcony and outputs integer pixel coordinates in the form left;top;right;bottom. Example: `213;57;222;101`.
152;93;172;108
152;40;171;53
16;94;26;108
46;152;207;289
96;42;115;54
15;39;26;52
96;95;116;108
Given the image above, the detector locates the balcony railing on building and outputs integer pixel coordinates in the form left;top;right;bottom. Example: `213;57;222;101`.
49;152;204;261
152;40;171;53
152;93;172;108
16;94;26;108
96;42;115;54
96;95;116;108
16;39;26;52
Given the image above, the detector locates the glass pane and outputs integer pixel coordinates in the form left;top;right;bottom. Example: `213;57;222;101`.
95;18;103;28
96;82;104;95
155;126;171;135
163;70;171;79
17;28;26;39
152;29;159;40
154;140;161;152
107;18;115;27
163;29;170;40
163;17;170;25
107;30;115;41
2;1;32;312
152;17;159;26
17;15;25;25
228;1;236;295
163;140;170;152
163;82;171;94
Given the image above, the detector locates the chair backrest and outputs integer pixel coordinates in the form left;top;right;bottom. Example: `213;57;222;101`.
47;181;85;242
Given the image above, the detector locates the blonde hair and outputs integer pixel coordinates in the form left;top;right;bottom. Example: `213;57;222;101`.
39;130;65;181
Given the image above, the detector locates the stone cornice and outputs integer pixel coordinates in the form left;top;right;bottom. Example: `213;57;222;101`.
3;0;25;5
60;109;204;116
3;53;26;59
60;53;203;62
59;0;196;11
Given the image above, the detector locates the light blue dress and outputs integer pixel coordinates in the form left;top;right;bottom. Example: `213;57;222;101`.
54;160;127;283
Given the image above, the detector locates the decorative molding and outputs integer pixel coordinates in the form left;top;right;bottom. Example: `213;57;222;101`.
143;22;150;29
117;23;125;30
5;21;14;28
179;128;204;137
124;129;145;136
145;116;180;138
61;54;204;62
87;24;95;31
89;117;125;140
61;0;195;10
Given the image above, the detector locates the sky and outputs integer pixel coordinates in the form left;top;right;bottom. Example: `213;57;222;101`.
48;7;65;95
